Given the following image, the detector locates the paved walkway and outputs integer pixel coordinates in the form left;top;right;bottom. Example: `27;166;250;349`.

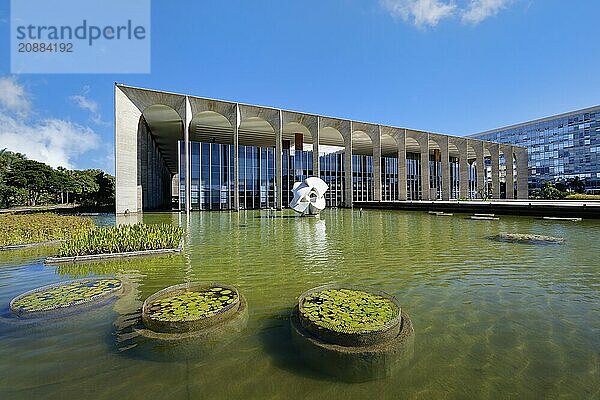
0;204;78;214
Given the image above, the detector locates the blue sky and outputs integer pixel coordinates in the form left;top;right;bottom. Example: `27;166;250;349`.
0;0;599;173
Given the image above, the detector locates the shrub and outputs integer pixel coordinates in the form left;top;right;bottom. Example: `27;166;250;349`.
565;193;600;200
0;213;94;247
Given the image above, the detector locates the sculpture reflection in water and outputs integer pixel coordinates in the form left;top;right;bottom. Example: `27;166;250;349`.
289;177;329;216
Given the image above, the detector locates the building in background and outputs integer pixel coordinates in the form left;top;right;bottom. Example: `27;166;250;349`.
469;106;600;194
115;85;528;213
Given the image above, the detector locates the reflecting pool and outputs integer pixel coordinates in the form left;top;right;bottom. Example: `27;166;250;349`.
0;209;599;399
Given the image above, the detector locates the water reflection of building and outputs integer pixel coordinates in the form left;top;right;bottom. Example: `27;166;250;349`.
115;84;528;213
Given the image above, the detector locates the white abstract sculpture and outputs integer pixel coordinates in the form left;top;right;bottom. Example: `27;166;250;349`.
290;177;329;216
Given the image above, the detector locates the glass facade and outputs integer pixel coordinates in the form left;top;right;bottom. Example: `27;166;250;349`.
406;152;422;200
178;130;525;210
470;107;600;192
381;157;399;201
319;151;345;207
352;154;374;202
179;141;275;210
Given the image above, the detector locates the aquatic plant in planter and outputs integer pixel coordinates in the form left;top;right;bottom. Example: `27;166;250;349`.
143;285;239;331
52;223;183;259
299;287;401;346
139;282;248;337
291;284;414;382
10;278;122;317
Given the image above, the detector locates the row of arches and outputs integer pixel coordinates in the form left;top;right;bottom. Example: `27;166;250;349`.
115;85;528;213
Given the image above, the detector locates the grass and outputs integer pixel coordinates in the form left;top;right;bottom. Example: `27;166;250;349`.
0;213;94;247
565;193;600;200
57;223;184;257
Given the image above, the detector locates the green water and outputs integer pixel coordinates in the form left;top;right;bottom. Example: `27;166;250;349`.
0;209;599;399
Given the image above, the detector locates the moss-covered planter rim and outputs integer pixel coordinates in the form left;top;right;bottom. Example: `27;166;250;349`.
297;284;402;347
291;308;415;382
142;282;241;334
136;293;249;342
9;278;122;317
45;240;183;264
493;232;565;244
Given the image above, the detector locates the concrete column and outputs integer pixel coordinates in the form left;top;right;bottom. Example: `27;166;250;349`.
439;137;450;201
344;123;353;207
397;129;407;201
515;146;529;199
115;86;142;214
313;118;320;177
233;104;240;210
275;110;283;209
373;127;382;202
502;145;514;199
138;122;147;209
489;144;500;199
470;140;485;199
420;136;430;200
173;174;180;210
184;96;192;213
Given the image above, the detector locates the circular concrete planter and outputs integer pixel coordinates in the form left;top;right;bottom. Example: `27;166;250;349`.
133;283;248;361
292;285;414;382
141;282;244;334
10;278;122;318
291;307;414;382
297;285;402;347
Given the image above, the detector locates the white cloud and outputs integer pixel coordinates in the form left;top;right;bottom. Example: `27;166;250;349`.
462;0;510;24
381;0;456;27
0;114;101;169
70;95;99;115
0;77;31;115
0;77;101;169
70;90;108;125
381;0;512;27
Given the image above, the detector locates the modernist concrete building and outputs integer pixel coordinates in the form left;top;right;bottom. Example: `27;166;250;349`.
470;105;600;193
115;84;528;213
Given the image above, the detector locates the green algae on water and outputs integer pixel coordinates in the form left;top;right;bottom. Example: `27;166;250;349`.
11;278;121;313
146;286;238;322
300;288;398;333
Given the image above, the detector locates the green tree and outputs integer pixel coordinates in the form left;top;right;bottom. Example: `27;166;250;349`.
0;149;26;181
538;181;565;200
6;159;55;206
566;177;585;194
70;169;100;204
